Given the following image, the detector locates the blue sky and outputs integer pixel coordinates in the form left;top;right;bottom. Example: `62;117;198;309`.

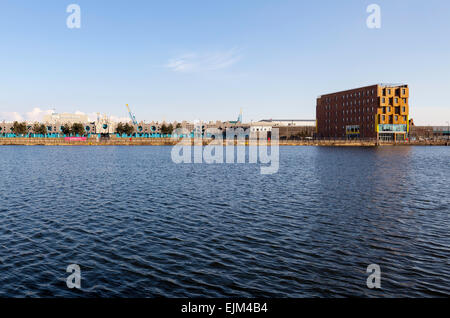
0;0;449;125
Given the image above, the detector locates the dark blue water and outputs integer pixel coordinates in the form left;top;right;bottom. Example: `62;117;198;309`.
0;146;449;297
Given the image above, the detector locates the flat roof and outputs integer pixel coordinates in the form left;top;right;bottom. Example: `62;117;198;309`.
378;83;408;88
318;83;408;98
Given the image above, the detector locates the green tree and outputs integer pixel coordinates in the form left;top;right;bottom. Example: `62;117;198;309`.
115;122;125;135
32;123;47;135
123;123;135;135
161;123;168;135
12;121;27;136
71;123;86;136
61;123;71;135
167;123;174;135
116;122;134;135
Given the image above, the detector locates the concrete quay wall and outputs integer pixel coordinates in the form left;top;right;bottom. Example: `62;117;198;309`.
0;138;448;147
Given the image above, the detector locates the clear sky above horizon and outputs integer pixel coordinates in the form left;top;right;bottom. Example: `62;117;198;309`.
1;0;449;125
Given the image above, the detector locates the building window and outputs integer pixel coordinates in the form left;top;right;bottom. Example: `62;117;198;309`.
402;106;406;112
382;97;385;103
395;98;398;103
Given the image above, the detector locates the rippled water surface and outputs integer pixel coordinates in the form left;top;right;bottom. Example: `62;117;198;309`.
0;146;449;297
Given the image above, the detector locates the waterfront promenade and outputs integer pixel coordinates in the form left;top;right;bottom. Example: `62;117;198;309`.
0;137;448;147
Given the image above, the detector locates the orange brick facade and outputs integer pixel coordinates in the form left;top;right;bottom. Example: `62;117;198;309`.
316;84;409;140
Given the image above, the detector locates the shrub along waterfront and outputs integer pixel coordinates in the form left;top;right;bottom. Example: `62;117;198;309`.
1;121;89;138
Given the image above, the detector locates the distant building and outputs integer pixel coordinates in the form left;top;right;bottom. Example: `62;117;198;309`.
250;122;273;133
43;112;89;124
433;126;450;137
95;114;115;135
250;119;316;139
316;84;410;141
277;126;316;140
259;119;316;127
410;126;450;140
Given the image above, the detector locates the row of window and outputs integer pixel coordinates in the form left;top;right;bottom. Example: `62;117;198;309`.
325;98;375;110
322;97;408;111
383;88;407;96
250;127;270;132
323;114;407;124
381;97;407;104
323;115;375;125
323;107;376;117
382;106;407;114
322;98;377;109
380;115;407;122
323;89;377;103
323;87;407;104
322;123;375;131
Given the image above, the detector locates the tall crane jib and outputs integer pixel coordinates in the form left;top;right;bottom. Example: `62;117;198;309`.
237;109;243;124
126;104;138;125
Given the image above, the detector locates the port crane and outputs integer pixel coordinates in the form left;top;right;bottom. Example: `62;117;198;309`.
229;109;243;124
126;104;138;125
237;108;243;123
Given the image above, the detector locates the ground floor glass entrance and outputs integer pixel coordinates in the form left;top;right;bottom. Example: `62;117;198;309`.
378;133;407;142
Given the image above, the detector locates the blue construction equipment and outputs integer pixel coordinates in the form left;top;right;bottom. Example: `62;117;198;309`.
126;104;138;125
229;109;243;124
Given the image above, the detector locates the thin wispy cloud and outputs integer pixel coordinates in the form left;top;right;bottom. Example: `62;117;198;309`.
166;48;242;73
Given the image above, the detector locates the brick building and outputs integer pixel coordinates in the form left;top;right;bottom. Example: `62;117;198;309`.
316;84;409;141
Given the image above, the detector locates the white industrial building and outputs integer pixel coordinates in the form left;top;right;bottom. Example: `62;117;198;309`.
43;112;89;124
258;119;316;127
250;119;316;133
